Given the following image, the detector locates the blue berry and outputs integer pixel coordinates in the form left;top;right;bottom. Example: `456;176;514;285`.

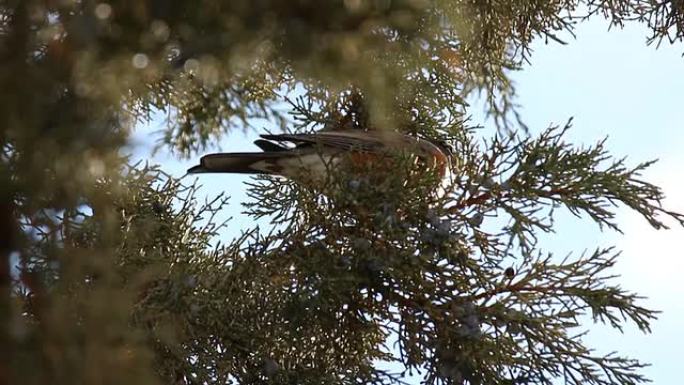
469;213;484;227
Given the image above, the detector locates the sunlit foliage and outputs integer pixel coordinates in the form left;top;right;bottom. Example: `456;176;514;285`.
2;1;684;385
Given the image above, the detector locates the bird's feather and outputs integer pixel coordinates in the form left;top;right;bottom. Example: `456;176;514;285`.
253;139;288;152
260;131;385;152
188;152;291;174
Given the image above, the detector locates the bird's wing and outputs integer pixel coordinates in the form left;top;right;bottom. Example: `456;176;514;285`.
260;131;388;153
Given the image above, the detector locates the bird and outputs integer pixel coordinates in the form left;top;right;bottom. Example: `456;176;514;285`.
187;129;452;182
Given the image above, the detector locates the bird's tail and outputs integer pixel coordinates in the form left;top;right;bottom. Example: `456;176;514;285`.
187;152;288;175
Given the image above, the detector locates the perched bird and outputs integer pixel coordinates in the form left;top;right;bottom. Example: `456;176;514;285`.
187;129;451;181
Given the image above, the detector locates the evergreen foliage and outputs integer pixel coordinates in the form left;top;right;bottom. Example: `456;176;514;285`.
2;1;684;384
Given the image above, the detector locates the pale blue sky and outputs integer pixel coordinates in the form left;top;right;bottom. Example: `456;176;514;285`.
471;17;684;385
132;15;684;385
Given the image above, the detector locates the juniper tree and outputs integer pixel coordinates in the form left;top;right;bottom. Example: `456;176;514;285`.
2;1;684;385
